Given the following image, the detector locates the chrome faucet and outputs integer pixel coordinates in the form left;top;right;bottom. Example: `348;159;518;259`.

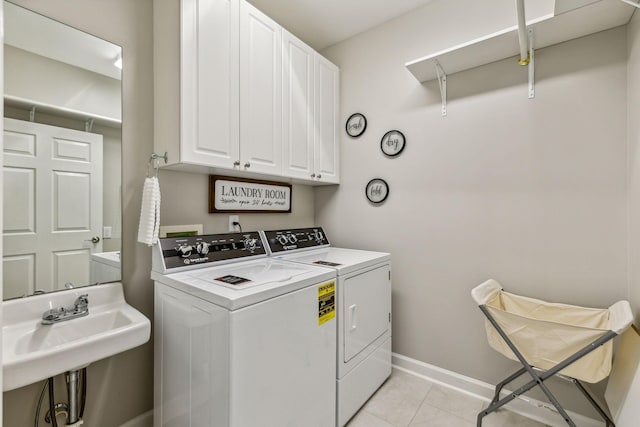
41;294;89;325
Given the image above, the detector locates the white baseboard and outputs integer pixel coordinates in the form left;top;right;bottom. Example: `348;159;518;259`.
392;353;604;427
119;410;153;427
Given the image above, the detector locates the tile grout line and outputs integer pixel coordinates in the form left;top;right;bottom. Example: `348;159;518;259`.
405;382;433;426
362;409;393;427
409;379;485;426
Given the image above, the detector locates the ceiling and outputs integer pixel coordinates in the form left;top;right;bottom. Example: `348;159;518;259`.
246;0;437;51
4;1;122;80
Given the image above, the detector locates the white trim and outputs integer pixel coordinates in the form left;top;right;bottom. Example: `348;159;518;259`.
392;353;605;427
118;410;152;427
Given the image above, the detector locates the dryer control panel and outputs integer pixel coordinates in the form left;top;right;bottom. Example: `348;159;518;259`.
153;231;266;273
262;227;330;255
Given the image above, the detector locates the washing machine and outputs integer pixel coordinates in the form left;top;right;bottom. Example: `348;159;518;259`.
261;227;392;426
151;231;337;427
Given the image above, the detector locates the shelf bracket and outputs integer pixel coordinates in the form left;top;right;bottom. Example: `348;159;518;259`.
620;0;640;8
434;60;447;116
85;118;94;133
29;106;36;122
527;28;535;99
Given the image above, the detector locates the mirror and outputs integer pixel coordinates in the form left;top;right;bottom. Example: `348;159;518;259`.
3;1;122;299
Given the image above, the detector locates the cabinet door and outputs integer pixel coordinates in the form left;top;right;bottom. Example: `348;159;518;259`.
239;0;282;175
282;30;315;181
315;56;340;184
181;0;240;168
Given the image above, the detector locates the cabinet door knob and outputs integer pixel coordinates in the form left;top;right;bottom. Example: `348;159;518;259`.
244;162;251;168
317;174;322;179
311;173;316;178
233;160;240;167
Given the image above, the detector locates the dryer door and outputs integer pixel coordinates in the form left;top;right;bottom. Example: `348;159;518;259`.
343;264;391;362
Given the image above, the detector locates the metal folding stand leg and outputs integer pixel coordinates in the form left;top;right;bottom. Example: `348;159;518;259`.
571;378;615;427
489;367;527;406
477;305;618;427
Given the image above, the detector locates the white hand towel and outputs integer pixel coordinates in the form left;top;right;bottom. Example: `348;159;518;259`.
137;176;161;246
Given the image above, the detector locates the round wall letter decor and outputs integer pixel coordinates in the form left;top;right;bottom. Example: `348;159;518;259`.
346;113;367;138
366;178;389;204
380;130;406;157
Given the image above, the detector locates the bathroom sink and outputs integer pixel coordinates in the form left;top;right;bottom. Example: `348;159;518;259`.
2;282;150;391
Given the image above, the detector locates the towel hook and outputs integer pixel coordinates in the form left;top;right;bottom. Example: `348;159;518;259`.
147;152;168;177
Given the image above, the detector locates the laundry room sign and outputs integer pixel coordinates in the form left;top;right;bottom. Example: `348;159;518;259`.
209;175;292;213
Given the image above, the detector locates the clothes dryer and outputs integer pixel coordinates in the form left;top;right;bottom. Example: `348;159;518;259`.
261;227;392;426
151;231;337;427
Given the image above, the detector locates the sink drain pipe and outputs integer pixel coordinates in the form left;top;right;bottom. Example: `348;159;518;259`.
66;370;80;425
64;368;87;426
35;368;87;426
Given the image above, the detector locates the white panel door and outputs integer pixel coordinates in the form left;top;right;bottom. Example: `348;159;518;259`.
282;29;315;180
180;0;240;168
3;118;103;297
315;56;340;184
239;0;282;175
343;265;391;362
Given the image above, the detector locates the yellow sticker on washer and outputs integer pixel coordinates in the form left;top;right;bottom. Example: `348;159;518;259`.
318;281;336;325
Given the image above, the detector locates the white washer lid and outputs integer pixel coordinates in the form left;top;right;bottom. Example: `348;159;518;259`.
151;258;336;310
273;247;390;275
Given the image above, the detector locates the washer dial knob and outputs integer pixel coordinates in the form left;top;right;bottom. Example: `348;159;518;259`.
176;244;193;258
288;234;298;244
196;242;210;255
244;238;257;251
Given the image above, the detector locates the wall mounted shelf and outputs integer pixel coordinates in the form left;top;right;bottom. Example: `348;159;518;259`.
4;95;122;129
405;0;634;112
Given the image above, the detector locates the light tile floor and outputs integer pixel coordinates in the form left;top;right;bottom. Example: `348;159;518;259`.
346;369;551;427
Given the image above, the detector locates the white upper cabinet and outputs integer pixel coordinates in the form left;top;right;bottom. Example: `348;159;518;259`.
155;0;240;170
154;0;339;184
282;30;315;181
182;0;240;168
314;56;340;184
282;30;340;184
239;1;282;176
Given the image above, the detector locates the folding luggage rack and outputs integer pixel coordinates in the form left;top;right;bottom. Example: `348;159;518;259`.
472;279;634;427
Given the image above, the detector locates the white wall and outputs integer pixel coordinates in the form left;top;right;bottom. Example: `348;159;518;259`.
628;10;640;320
318;0;628;414
4;45;121;121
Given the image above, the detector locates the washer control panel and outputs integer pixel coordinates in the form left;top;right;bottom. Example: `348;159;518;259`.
156;231;265;272
262;227;330;254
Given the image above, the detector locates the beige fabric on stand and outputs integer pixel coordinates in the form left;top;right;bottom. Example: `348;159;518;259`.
473;279;633;384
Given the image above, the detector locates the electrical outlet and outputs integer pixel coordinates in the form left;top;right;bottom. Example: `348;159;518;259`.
228;215;239;232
